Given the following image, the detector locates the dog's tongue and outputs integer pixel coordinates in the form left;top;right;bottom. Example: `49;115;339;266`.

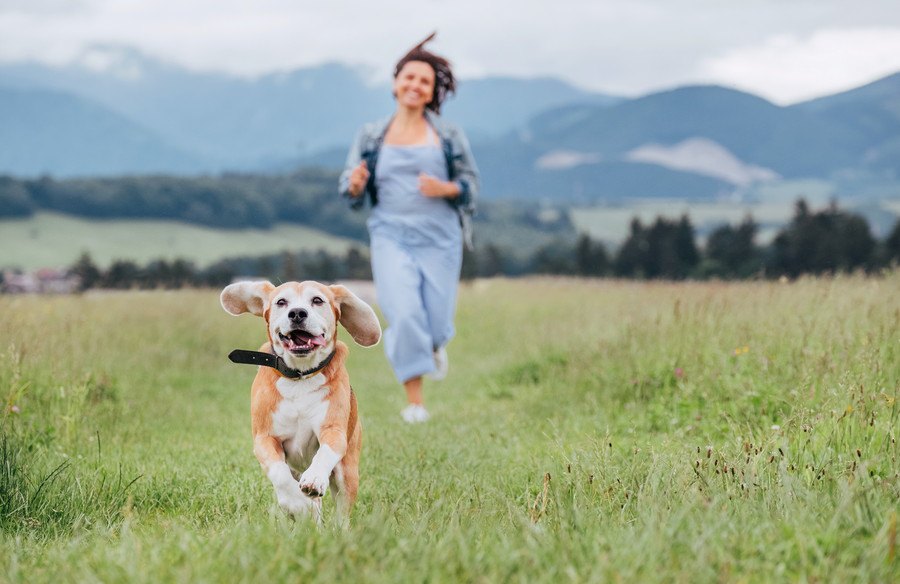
287;330;326;349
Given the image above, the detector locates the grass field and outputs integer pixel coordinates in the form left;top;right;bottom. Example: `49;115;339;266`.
0;212;357;270
1;275;898;582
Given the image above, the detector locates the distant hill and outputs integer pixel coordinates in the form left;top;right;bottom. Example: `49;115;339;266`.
297;82;883;202
0;53;390;168
468;82;900;201
0;47;898;205
441;76;620;141
0;86;199;176
795;72;900;123
521;85;867;176
473;137;733;202
792;72;900;175
0;46;618;173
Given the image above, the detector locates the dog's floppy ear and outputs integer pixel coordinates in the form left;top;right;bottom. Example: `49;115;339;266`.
220;281;275;317
329;285;382;347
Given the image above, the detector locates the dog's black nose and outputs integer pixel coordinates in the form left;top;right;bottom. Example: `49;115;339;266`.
289;308;308;322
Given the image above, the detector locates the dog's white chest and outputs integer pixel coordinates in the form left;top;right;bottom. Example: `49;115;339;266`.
272;375;330;468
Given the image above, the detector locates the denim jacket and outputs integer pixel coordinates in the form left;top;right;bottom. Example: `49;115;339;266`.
339;110;480;250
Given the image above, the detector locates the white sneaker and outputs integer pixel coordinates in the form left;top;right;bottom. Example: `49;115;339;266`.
427;347;449;381
400;404;430;424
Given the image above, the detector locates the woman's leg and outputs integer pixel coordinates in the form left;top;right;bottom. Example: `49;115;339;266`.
420;243;464;351
400;376;429;422
370;235;438;385
404;376;423;405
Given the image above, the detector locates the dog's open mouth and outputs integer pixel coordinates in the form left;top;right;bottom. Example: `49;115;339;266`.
278;330;326;354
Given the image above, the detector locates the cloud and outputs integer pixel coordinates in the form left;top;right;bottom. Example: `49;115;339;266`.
0;1;443;76
2;1;900;103
0;0;90;15
699;28;900;104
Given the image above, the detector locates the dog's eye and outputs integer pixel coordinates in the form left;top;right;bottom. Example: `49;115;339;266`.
311;296;324;306
275;298;287;307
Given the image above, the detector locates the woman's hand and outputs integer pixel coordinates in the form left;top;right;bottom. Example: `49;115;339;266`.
418;173;459;198
348;161;370;197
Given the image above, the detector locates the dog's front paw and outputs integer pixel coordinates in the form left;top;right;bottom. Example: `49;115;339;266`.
276;490;319;518
298;468;329;498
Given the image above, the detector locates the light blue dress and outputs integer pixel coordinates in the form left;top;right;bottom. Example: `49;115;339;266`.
367;125;464;382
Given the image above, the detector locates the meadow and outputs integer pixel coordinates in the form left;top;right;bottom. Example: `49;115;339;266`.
0;212;356;270
0;275;898;582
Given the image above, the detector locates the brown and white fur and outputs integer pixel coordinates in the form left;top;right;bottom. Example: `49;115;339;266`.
220;280;381;522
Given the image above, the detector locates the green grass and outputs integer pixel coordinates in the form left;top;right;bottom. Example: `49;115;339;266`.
0;212;357;270
1;276;898;582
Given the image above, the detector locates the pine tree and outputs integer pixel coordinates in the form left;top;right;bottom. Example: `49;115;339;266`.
705;216;760;278
575;234;609;277
345;247;371;280
885;218;900;265
480;244;506;277
103;260;140;289
767;199;876;277
673;215;699;278
614;218;647;278
71;251;101;291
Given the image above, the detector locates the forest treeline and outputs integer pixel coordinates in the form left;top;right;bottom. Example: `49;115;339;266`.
2;172;898;286
526;200;899;278
55;199;900;291
0;172;570;249
0;171;369;238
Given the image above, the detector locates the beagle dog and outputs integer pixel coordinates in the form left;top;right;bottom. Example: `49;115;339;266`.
220;280;381;522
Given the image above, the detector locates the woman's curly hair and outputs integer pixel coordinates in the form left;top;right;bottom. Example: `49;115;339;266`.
393;32;456;114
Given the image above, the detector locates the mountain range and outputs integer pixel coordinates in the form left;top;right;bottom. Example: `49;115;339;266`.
1;45;898;203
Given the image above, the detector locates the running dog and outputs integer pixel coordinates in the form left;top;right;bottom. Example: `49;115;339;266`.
220;280;381;522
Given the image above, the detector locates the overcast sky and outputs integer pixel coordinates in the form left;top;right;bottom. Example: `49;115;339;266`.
2;0;900;104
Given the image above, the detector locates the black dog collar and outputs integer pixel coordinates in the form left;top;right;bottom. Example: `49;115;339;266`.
228;348;336;380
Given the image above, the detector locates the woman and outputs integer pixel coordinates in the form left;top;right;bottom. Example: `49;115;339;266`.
339;33;479;423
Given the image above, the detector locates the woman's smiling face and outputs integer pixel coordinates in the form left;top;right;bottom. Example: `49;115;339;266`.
393;60;435;110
